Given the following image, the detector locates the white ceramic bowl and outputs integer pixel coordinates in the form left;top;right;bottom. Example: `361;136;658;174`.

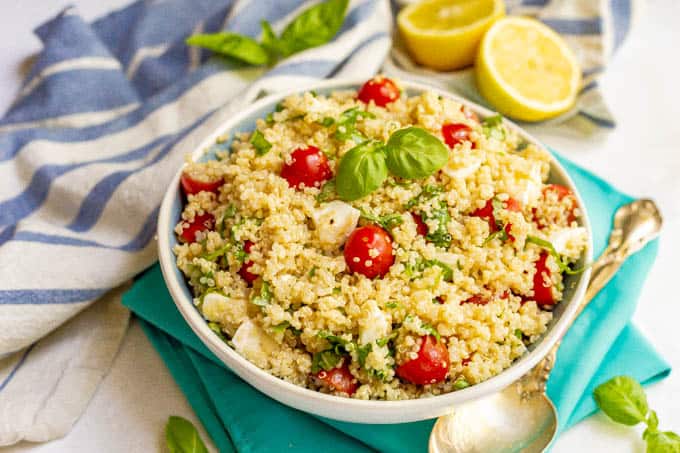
157;78;593;424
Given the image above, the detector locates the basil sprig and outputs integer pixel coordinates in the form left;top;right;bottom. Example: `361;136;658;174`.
594;376;679;453
336;128;449;201
336;140;388;201
165;416;209;453
385;127;449;179
187;0;349;66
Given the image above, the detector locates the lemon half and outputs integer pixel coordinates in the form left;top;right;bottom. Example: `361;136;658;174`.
397;0;505;71
476;17;582;122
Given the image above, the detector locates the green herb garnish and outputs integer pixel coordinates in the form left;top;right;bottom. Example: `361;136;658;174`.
319;116;335;127
594;376;679;453
453;378;470;390
251;281;272;306
421;323;441;340
385;127;449;179
250;129;272;156
335;140;388;201
311;350;343;373
422;203;452;248
208;322;227;342
165;416;209;453
359;208;403;232
357;343;372;367
186;0;349;67
404;184;444;210
525;235;586;275
316;179;337;202
481;114;505;140
334;107;375;142
271;321;290;333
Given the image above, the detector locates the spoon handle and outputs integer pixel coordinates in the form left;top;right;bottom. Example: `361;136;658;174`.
520;199;662;396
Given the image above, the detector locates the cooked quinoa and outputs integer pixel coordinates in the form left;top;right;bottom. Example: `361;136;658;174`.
173;78;587;400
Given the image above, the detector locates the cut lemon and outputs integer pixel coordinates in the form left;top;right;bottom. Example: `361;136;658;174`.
397;0;505;71
476;17;581;122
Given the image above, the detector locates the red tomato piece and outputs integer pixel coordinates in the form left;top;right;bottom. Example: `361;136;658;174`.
441;123;473;149
471;197;522;241
461;294;488;306
280;146;332;190
411;212;428;236
532;252;555;307
396;335;450;385
357;76;400;107
238;240;257;285
344;225;394;278
461;356;472;366
461;105;479;123
315;363;358;395
180;172;223;196
179;212;214;243
544;184;577;223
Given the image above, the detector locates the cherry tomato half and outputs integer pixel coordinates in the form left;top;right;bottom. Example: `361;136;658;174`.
411;212;428;236
280;146;332;190
532;252;555;307
315;363;358;395
238;240;257;285
441;123;473;149
180;172;223;196
471;197;522;241
344;225;394;278
396;335;450;385
357;76;400;107
179;212;214;243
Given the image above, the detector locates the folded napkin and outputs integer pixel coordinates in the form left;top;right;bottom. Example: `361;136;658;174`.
122;153;670;452
0;0;650;446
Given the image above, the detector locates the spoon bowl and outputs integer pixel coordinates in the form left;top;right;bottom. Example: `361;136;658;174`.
429;199;663;453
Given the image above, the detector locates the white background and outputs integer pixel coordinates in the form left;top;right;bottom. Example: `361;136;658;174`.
1;1;679;452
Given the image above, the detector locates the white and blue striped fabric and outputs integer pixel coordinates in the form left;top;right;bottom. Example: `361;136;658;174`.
0;0;634;445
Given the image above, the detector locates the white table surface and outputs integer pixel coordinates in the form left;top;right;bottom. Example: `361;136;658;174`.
1;1;679;452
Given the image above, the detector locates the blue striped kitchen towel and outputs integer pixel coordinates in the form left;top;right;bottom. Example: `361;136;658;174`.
0;0;635;446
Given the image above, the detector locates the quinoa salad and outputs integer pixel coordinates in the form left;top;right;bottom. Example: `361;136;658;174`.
173;76;587;400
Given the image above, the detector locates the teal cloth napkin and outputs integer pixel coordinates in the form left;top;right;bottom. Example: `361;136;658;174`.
122;154;671;452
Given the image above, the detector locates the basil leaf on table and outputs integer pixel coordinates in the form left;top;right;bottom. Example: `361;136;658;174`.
593;375;649;426
277;0;349;57
336;141;388;201
385;127;449;179
166;416;209;453
645;431;680;453
185;33;269;65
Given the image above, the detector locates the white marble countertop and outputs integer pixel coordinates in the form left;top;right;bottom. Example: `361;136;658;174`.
1;1;679;452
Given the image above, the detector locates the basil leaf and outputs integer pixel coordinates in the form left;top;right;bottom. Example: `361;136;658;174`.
165;416;209;453
645;431;680;453
186;32;269;66
260;20;281;59
593;376;649;426
385;127;448;179
525;235;586;275
429;259;453;282
336;140;388;201
250;129;272;156
278;0;349;57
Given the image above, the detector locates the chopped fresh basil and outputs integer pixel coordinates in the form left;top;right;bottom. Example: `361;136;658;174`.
385;301;399;309
515;140;529;152
453;378;470;390
422;203;452;248
208;322;227;342
200;243;231;261
357;343;372;367
271;321;290;333
250;129;272;156
308;266;318;277
514;329;523;340
334;107;375;143
404;184;444;210
376;332;398;347
385;127;449;179
165;416;209;453
265;111;275;125
251;281;272;306
481;114;505;141
311;350;343;373
319;116;335;127
359;208;403;232
316;179;337;202
525;235;586;275
421;323;441;340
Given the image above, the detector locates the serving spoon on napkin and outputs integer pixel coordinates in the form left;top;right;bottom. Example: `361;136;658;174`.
429;199;663;453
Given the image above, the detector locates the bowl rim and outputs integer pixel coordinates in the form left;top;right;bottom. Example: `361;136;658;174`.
157;77;593;423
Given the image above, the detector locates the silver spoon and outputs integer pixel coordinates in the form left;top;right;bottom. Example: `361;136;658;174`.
429;199;663;453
